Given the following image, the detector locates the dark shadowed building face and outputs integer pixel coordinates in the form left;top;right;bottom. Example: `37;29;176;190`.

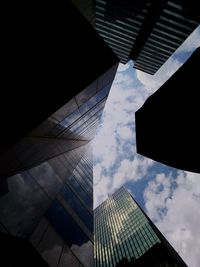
135;47;200;173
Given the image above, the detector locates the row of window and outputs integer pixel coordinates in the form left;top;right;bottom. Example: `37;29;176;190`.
62;185;93;234
95;189;161;267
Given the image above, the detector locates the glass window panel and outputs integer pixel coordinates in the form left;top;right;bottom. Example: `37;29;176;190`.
62;186;93;233
0;172;50;237
75;80;97;107
156;21;189;37
30;218;48;247
60;108;81;128
29;162;63;199
71;240;93;267
52;98;78;122
96;83;112;102
45;199;89;246
37;224;64;267
79;82;111;116
67;117;85;133
58;245;82;267
31;117;58;136
83;107;104;122
68;175;93;210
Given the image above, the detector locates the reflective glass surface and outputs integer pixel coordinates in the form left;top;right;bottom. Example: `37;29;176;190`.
94;187;161;267
62;185;93;233
0;60;118;267
46;199;89;247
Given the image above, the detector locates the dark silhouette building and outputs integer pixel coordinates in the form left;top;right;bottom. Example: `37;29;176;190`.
135;47;200;173
94;187;188;267
0;1;119;266
71;0;95;25
95;0;200;74
1;0;119;156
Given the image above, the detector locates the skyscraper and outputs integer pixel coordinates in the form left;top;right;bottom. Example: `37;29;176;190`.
94;187;187;267
0;57;118;266
0;2;119;264
94;0;200;74
1;0;119;155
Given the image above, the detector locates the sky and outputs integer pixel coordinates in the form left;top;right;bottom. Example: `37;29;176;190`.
93;26;200;267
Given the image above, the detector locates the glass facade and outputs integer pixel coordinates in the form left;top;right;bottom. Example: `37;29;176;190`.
0;62;118;266
94;0;199;74
133;0;200;74
95;0;147;64
94;187;187;267
0;62;118;180
0;1;120;265
32;147;94;267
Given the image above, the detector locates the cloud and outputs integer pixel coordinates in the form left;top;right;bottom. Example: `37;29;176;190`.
93;47;185;208
94;44;186;208
143;173;174;222
117;62;130;72
93;26;200;267
136;26;200;95
111;156;154;190
144;171;200;267
93;73;138;167
94;155;154;208
116;125;133;140
178;26;200;53
136;56;183;94
93;61;156;207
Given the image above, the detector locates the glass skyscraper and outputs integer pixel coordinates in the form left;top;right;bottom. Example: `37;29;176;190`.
0;0;120;265
1;0;197;266
0;59;118;266
94;0;200;74
94;187;187;267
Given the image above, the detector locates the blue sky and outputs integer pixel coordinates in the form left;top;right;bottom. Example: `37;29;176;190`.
93;26;200;267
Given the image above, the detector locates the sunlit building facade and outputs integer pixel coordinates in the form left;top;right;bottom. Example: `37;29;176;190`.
94;187;187;267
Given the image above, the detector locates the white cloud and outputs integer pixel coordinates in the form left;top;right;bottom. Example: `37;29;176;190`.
136;56;182;94
144;173;172;221
93;77;137;168
117;63;130;72
178;26;200;53
112;157;153;190
93;25;200;267
94;156;154;208
144;171;200;267
93;63;155;208
136;26;200;95
116;126;133;140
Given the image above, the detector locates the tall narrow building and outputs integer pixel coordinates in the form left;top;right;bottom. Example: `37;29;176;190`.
94;187;187;267
0;59;118;266
0;1;119;263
